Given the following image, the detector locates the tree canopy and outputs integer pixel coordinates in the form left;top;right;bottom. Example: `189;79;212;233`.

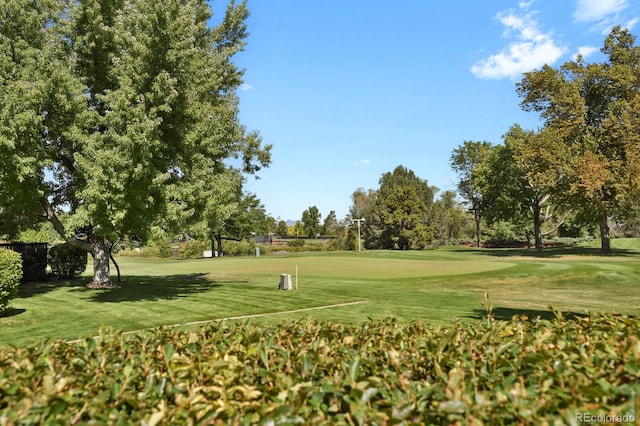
0;0;270;285
516;26;640;253
475;125;569;249
301;206;322;238
349;166;437;250
450;141;492;247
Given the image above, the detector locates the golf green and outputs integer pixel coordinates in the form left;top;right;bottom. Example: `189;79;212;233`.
209;256;517;279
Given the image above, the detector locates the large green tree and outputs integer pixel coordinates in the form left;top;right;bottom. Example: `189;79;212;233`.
450;141;492;247
321;210;338;236
0;0;270;286
375;165;436;250
0;0;78;239
275;220;288;237
478;125;569;250
516;26;640;254
301;206;322;238
211;192;273;256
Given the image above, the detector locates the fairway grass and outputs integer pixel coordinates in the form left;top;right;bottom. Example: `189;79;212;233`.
1;242;639;346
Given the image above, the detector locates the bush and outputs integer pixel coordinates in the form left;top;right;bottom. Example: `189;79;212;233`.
48;244;88;278
0;250;22;313
181;240;207;259
118;244;173;259
149;239;173;258
487;220;520;243
287;239;305;248
282;239;329;253
140;246;161;258
0;314;638;423
116;248;142;257
224;240;255;256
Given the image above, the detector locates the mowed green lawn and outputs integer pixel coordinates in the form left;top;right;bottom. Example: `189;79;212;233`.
1;240;639;347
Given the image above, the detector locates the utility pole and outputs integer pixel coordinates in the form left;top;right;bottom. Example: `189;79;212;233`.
354;218;365;252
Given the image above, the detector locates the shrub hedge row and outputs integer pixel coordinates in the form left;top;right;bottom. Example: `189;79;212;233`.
0;249;22;313
0;314;638;424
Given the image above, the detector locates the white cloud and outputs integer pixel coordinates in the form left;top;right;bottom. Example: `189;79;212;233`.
598;16;638;36
626;17;639;29
518;0;534;9
574;45;599;60
240;83;254;91
471;8;567;79
353;158;370;167
573;0;627;22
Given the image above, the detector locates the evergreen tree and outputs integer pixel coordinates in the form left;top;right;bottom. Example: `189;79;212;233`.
376;166;436;250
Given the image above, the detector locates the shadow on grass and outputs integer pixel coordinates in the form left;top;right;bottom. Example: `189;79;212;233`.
447;246;638;259
80;273;250;303
466;306;589;322
0;308;26;319
18;278;87;298
17;274;248;303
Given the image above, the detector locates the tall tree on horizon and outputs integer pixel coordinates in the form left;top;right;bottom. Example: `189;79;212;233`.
376;165;437;250
301;205;322;238
450;141;492;247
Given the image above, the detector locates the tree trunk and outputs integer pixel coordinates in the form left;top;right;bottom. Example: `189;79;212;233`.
109;247;121;283
473;209;482;248
216;234;223;257
599;209;611;255
88;238;114;288
533;205;543;250
40;196;115;287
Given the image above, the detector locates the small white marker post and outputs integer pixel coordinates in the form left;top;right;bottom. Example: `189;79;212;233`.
295;265;298;290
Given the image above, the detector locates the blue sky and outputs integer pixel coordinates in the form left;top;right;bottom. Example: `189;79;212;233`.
226;0;639;222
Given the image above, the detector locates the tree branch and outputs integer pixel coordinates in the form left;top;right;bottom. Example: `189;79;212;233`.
541;210;573;237
39;196;92;252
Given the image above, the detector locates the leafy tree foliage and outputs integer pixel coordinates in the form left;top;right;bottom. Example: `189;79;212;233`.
450;141;492;247
275;220;288;237
431;190;472;244
292;221;304;238
322;210;338;236
301;206;322;238
216;193;272;255
516;26;640;254
0;0;270;285
349;166;437;250
15;222;61;245
348;188;379;249
376;166;436;250
477;126;569;249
